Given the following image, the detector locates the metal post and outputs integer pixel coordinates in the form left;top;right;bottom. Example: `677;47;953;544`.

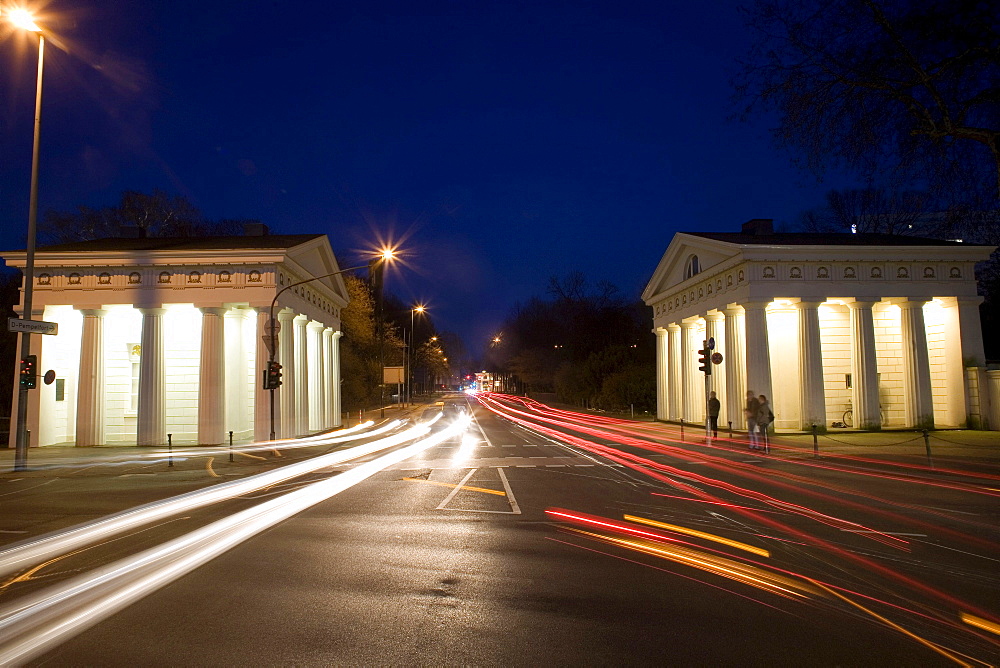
13;34;45;473
229;430;234;463
680;418;684;442
728;421;732;440
812;424;819;458
923;429;933;468
168;433;173;467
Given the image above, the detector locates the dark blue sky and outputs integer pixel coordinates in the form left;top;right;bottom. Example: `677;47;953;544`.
1;0;857;355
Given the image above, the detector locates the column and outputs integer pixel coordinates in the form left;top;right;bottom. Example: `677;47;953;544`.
680;321;698;421
136;307;166;446
654;328;668;421
331;331;344;427
705;312;726;427
224;309;247;436
293;314;309;435
987;369;1000;431
277;309;296;438
323;328;334;428
723;306;746;430
898;300;934;428
307;321;324;431
254;308;275;442
76;309;107;447
848;300;881;429
797;301;826;430
667;324;681;421
742;301;773;414
955;297;986;427
198;307;227;445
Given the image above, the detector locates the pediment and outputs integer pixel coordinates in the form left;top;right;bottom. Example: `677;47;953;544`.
642;233;741;303
285;236;350;307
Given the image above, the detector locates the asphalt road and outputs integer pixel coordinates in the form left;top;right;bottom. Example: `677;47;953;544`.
6;394;1000;666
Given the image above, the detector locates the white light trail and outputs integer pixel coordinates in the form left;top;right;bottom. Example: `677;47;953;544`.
0;413;470;663
0;419;419;580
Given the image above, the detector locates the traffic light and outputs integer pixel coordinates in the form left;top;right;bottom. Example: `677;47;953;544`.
697;342;711;375
263;361;282;389
20;355;37;389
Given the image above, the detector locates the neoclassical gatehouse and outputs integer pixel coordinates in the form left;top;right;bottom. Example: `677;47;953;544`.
4;230;349;447
643;219;997;432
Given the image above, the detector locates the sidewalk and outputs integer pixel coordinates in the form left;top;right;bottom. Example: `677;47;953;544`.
0;397;438;478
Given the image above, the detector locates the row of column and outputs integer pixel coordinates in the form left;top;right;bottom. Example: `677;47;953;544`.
74;306;342;447
654;299;936;431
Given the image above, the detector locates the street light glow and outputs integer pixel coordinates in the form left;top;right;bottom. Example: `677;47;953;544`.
7;8;41;32
379;247;396;261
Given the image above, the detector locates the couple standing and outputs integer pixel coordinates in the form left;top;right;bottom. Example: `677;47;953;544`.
744;391;773;450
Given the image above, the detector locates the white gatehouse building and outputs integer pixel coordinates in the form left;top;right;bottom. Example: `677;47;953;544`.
4;230;349;447
642;219;997;432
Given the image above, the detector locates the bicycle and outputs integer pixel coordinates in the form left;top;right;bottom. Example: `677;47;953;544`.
842;404;885;428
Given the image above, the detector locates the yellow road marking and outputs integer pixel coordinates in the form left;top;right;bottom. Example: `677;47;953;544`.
206;457;220;478
235;451;267;461
403;477;506;496
624;514;770;557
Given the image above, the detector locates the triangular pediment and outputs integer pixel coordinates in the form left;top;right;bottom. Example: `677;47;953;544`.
642;233;742;303
285;236;350;307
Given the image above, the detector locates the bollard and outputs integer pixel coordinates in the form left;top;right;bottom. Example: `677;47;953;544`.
923;429;933;468
168;433;173;467
229;430;234;463
812;424;819;458
728;421;732;440
680;418;684;442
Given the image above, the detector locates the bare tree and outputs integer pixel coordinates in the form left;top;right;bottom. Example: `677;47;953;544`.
734;0;1000;200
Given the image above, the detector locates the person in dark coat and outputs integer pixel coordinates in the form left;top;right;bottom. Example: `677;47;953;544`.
745;390;760;449
707;390;721;438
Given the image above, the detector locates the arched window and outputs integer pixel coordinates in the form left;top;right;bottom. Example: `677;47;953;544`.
684;254;700;280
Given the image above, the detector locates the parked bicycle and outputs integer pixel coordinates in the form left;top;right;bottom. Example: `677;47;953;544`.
842;402;885;428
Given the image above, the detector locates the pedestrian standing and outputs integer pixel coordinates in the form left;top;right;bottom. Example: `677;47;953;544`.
756;395;773;452
745;390;760;449
707;391;721;438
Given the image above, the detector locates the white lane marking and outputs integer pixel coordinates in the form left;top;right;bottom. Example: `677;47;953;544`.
435;468;478;510
498;468;521;514
546;464;567;467
923;506;980;516
576;464;595;467
468;404;496;449
517;465;536;468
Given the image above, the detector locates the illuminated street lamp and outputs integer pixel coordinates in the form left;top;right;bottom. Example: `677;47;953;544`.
7;7;45;472
408;305;426;404
266;248;395;440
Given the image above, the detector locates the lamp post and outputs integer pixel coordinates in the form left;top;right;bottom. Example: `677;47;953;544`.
408;305;425;404
266;249;394;440
8;8;45;472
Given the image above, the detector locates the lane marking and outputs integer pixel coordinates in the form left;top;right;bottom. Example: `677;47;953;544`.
468;404;496;449
403;476;506;496
498;467;521;514
436;469;479;509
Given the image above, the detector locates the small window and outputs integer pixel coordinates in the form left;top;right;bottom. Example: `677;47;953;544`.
683;255;700;280
845;374;852;389
55;378;65;401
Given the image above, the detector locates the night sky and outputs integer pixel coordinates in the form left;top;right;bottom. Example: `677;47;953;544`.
1;0;858;354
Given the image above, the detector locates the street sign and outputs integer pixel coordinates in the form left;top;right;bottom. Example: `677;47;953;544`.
266;318;281;334
262;334;278;355
8;318;58;335
711;352;723;365
707;337;715;350
43;369;56;385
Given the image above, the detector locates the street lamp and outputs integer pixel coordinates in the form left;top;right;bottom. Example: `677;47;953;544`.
8;7;45;472
408;305;426;404
266;248;395;440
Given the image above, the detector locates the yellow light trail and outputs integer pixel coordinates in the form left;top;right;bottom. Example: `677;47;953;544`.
624;514;770;557
960;613;1000;637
